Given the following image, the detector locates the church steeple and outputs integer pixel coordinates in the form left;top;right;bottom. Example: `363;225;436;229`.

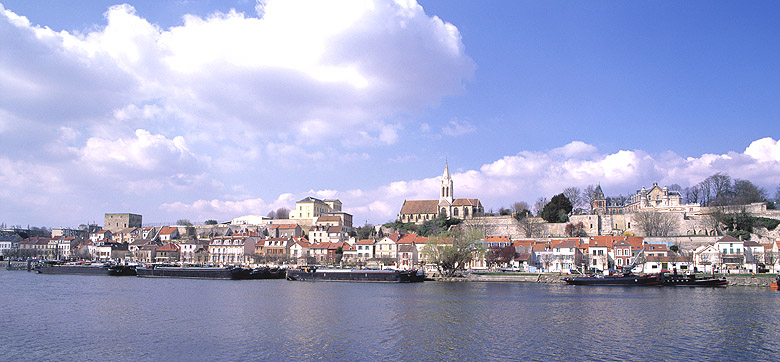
440;161;454;205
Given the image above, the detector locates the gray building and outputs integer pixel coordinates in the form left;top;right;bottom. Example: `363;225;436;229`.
104;213;143;233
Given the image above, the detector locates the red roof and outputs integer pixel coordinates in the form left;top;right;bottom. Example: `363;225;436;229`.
357;239;375;245
485;235;511;242
157;243;180;252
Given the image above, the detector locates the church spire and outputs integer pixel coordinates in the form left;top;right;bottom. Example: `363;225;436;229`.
440;161;454;205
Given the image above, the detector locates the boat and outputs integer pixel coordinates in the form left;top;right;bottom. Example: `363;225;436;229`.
286;267;425;283
564;247;661;286
36;261;135;276
248;266;287;279
771;274;779;290
135;265;250;280
658;272;727;287
563;273;662;286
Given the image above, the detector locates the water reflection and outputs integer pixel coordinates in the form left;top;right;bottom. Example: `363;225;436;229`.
1;270;779;361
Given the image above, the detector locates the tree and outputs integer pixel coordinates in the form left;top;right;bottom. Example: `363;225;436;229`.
266;210;277;219
633;211;678;237
533;197;548;217
204;219;218;225
486;245;515;269
583;185;599;212
355;224;374;240
275;207;290;219
684;185;700;205
511;201;531;217
422;228;485;278
564;222;587;237
176;219;193;226
541;194;573;223
732;179;768;205
562;187;583;211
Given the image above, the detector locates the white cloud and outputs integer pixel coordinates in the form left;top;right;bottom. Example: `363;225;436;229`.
744;137;780;163
442;119;476;137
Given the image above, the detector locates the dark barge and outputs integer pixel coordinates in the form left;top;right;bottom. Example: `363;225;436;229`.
563;273;662;286
659;272;727;287
135;266;246;279
36;262;136;276
286;268;425;283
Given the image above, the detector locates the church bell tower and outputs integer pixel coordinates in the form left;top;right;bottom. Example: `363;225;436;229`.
440;161;454;205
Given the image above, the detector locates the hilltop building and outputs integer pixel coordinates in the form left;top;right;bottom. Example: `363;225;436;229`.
104;213;142;233
591;183;701;215
397;162;484;224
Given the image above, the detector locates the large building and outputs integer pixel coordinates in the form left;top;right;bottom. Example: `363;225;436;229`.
591;183;701;215
104;213;142;233
290;197;342;220
397;163;484;224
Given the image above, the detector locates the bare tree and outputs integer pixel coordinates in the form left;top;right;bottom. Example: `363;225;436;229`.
732;179;768;205
684;185;700;205
518;217;543;238
266;210;277;219
633;211;678;237
583;185;599;212
533;197;548;217
511;201;531;217
563;187;583;211
275;207;290;219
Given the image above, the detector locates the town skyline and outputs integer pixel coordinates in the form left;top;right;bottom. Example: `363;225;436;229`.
1;0;779;227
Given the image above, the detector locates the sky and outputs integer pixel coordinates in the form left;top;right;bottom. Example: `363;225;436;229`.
1;0;779;228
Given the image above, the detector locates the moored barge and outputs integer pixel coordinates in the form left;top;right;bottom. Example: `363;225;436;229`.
563;273;662;286
135;266;247;279
659;272;727;287
36;262;136;276
286;268;425;283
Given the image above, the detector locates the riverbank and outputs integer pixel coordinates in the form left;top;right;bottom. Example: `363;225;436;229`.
445;273;777;286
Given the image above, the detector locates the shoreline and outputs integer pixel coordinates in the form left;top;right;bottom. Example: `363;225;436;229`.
436;273;776;287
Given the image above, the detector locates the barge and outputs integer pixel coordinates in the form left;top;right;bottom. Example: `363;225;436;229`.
135;266;248;279
659;272;727;287
36;262;136;276
563;273;662;286
286;268;425;283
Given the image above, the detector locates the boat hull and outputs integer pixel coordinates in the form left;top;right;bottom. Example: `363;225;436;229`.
563;274;661;286
136;266;246;280
286;268;425;283
36;265;116;276
660;274;727;287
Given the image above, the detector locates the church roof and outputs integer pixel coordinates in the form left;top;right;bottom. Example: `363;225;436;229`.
452;198;481;206
399;200;438;215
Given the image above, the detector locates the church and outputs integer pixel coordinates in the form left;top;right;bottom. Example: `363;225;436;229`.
397;163;484;224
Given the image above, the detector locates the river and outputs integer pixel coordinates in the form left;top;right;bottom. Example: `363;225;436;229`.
1;269;778;361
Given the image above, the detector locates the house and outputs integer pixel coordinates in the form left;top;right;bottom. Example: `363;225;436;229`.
18;237;53;258
155;243;180;263
341;243;358;263
532;242;553;271
89;230;112;243
511;253;533;271
484;235;512;248
743;240;764;271
613;241;633;268
208;235;258;266
355;239;375;261
693;244;720;273
0;235;22;257
289;240;311;263
309;243;331;263
180;238;210;264
290;197;342;220
158;226;179;242
714;235;745;271
644;244;669;258
267;224;302;238
397;234;427;269
136;243;158;263
398;244;418;270
375;232;401;260
255;237;293;262
550;239;582;273
586;239;611;272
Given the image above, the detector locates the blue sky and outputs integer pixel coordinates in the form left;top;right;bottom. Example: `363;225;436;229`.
1;0;779;228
